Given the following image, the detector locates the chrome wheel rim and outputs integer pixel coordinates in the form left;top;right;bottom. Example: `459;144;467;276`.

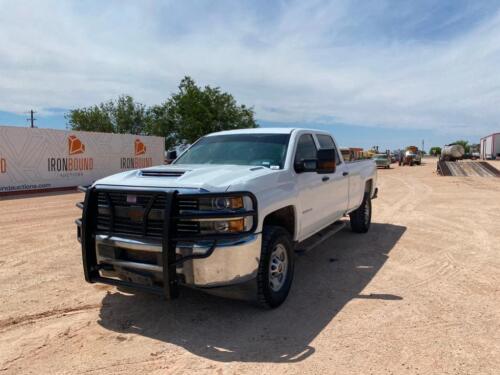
269;243;288;292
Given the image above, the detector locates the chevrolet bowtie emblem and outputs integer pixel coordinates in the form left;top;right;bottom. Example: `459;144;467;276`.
128;207;143;222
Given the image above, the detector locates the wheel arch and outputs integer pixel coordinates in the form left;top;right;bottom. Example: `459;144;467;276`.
262;205;297;240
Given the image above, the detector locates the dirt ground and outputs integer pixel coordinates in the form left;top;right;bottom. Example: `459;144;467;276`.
1;159;499;374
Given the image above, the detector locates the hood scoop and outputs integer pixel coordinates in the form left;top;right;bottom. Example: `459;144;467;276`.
140;169;185;177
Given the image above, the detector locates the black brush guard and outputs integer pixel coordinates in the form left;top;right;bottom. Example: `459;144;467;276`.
75;186;257;299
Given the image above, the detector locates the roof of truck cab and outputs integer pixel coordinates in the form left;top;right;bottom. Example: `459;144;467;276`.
206;127;327;136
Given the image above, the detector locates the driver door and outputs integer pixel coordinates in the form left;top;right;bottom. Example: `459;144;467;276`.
294;134;325;240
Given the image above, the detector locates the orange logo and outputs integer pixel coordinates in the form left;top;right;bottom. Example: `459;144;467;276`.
135;139;146;156
68;135;85;155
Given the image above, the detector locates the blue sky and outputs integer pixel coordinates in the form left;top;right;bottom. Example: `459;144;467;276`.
1;0;500;150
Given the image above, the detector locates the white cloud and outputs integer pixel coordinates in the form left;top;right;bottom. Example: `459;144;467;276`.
0;0;499;137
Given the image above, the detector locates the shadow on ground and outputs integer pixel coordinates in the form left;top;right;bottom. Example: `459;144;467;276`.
98;222;405;363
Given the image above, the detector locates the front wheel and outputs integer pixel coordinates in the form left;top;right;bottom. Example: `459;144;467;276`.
257;226;294;308
349;194;372;233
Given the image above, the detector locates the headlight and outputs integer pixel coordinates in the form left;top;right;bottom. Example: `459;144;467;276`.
176;193;256;236
181;195;253;212
211;196;243;210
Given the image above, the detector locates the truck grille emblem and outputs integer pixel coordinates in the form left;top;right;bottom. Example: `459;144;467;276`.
128;207;143;222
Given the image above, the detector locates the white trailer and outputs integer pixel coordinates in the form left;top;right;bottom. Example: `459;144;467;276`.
480;133;500;160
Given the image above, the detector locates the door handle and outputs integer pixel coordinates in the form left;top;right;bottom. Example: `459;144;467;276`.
342;172;349;176
322;176;330;182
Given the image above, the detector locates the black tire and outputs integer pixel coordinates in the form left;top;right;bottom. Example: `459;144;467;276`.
349;193;372;233
257;226;294;308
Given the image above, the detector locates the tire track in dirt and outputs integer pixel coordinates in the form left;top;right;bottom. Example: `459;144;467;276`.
0;304;100;331
396;217;469;292
376;170;466;295
397;174;433;214
378;172;432;219
373;174;413;219
388;180;497;294
0;334;51;372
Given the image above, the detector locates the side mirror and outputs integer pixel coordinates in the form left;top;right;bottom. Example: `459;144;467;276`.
317;148;336;174
294;159;318;173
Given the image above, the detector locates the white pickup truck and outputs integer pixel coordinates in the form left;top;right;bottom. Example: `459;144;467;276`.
76;128;377;308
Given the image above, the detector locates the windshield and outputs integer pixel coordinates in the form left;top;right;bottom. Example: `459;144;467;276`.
174;133;291;169
374;154;387;159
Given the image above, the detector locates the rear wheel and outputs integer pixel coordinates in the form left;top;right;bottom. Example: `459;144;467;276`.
350;194;372;233
257;226;294;308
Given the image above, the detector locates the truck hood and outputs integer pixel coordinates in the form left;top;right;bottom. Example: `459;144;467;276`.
94;164;277;192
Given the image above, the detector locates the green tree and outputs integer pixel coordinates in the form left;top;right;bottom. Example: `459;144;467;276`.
429;146;442;156
66;103;114;133
452;140;470;154
67;77;258;148
144;101;177;149
152;76;258;148
67;95;147;134
113;95;148;135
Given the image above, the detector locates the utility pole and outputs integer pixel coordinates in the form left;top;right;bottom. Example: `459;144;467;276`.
27;110;36;128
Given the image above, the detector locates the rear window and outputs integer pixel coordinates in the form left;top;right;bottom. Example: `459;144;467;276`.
317;134;335;149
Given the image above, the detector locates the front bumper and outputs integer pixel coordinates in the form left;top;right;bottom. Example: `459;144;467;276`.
76;186;259;299
93;233;261;288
